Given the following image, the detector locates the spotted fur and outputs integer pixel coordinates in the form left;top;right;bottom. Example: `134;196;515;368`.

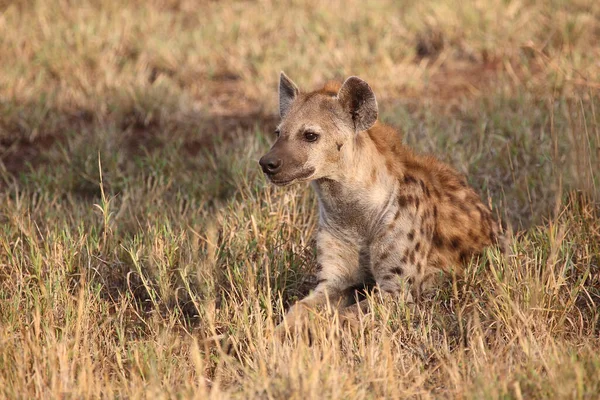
259;73;505;334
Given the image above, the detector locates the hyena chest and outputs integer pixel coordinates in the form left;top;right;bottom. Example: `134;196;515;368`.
314;180;398;239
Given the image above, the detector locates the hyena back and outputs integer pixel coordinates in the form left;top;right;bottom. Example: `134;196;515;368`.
259;73;504;331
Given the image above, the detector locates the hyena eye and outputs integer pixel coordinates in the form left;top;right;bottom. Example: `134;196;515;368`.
274;129;281;138
303;130;319;142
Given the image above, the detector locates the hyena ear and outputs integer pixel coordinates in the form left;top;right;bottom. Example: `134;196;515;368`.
279;71;299;118
337;76;378;132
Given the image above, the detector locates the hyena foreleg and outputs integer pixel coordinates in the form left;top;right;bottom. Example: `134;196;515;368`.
275;229;364;339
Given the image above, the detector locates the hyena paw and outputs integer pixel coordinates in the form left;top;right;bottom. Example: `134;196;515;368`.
273;304;308;342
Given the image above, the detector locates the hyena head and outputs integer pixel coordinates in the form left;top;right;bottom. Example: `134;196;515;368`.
259;72;378;186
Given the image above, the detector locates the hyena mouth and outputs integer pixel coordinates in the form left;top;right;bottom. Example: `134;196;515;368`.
270;168;315;186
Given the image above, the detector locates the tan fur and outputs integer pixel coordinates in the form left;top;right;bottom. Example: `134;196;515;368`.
260;74;505;336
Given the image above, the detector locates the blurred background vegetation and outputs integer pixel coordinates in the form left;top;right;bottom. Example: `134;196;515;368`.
0;1;598;398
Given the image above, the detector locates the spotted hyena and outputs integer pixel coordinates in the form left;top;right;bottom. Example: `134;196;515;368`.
259;72;504;335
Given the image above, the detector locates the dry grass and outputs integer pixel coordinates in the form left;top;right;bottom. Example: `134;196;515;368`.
0;0;599;398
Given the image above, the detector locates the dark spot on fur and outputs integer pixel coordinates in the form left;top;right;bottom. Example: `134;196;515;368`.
398;196;408;208
414;242;421;252
458;201;471;214
414;197;420;210
408;229;415;241
379;251;390;262
433;206;438;220
450;237;461;250
404;174;418;185
469;230;479;242
419;179;431;198
337;142;343;151
394;207;401;220
459;251;470;264
388;218;397;230
401;255;408;264
407;277;415;286
391;267;404;275
383;274;395;281
375;227;388;240
432;231;444;248
446;183;460;191
416;262;423;273
409;250;416;264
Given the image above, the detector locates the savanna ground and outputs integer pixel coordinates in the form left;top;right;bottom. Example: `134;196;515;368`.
0;0;599;398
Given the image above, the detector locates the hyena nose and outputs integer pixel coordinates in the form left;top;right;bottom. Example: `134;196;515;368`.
259;155;283;175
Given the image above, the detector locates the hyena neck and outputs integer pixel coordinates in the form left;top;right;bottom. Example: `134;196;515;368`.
311;133;399;236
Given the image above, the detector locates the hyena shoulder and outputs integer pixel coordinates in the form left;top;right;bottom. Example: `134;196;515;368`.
367;123;503;276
